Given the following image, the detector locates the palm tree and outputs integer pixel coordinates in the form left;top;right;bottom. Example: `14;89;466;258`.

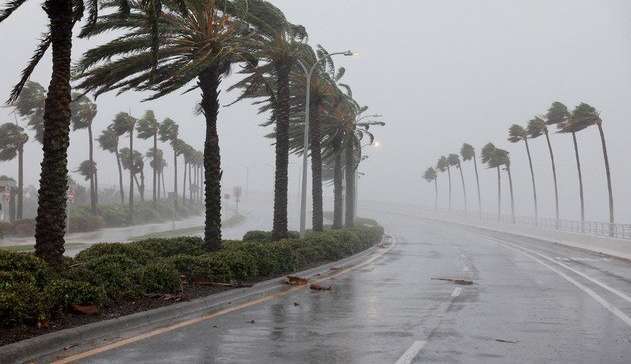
70;94;98;214
436;156;449;210
508;124;538;223
136;110;160;206
564;103;615;234
181;143;196;204
229;0;308;240
120;148;145;202
482;143;503;222
147;148;165;200
112;112;137;221
159;119;179;207
546;102;572;228
98;126;125;204
13;81;46;144
0;123;28;219
461;143;481;217
501;148;516;224
448;153;467;214
527;116;559;228
423;167;438;211
74;160;97;195
75;0;254;251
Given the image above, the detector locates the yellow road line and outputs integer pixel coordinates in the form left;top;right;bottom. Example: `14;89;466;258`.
53;239;397;363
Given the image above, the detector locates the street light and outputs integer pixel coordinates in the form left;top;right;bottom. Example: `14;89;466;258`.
297;50;355;237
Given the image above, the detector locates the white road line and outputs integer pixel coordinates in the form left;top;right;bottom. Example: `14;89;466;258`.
498;241;631;328
487;237;631;305
395;340;427;364
451;287;462;297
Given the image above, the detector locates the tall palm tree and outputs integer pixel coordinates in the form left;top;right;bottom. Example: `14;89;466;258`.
147;148;165;200
136;110;160;206
70;94;98;214
159;119;179;207
0;123;28;219
13;81;46;144
448;153;467;214
112;112;137;221
527;116;559;228
546;102;571;228
229;0;308;240
98;126;125;204
461;143;481;217
423;167;438;211
436;156;449;210
75;0;254;251
482;143;504;222
564;103;615;234
508;124;538;223
500;148;516;224
120;148;145;202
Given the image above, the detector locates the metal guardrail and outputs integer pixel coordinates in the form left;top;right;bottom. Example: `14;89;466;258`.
430;208;631;240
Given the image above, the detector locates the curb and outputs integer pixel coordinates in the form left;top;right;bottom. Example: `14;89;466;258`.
1;239;388;364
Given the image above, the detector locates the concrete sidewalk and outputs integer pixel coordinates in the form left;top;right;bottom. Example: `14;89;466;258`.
419;211;631;261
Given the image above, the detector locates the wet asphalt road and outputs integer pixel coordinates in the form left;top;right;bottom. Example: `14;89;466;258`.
71;209;631;363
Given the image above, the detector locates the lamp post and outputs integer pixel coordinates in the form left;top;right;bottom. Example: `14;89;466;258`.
296;50;354;238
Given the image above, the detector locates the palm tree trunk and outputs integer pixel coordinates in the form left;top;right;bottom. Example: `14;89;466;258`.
94;167;99;206
507;166;516;224
596;122;615;236
88;124;96;214
310;99;324;232
157;169;161;200
473;153;482;218
161;170;166;201
344;139;355;228
152;134;157;205
434;177;438;211
544;130;560;229
182;160;187;204
272;63;290;240
129;131;134;222
524;138;538;224
447;166;452;211
457;161;467;215
115;147;125;205
189;162;193;202
34;0;73;266
333;141;343;229
571;132;585;230
16;144;24;220
173;148;178;209
199;66;223;251
140;168;145;202
496;166;501;222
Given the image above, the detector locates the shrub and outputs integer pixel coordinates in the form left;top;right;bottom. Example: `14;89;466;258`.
44;279;105;312
0;281;42;327
190;254;233;283
139;262;181;294
166;254;198;279
213;250;258;282
76;243;155;265
133;237;205;257
82;254;143;301
0;250;49;287
242;230;300;242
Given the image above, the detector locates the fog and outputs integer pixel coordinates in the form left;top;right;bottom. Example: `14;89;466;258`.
1;0;631;224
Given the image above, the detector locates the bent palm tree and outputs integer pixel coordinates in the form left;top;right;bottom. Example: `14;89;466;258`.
448;153;467;214
136;110;160;206
13;81;46;144
482;143;504;222
112;112;137;221
98;126;125;204
436;156;449;210
70;94;98;214
159;118;179;207
461;143;481;217
527;116;559;227
423;167;438;211
120;148;145;201
0;123;28;219
508;124;538;223
546;102;572;229
565;103;615;234
76;0;254;251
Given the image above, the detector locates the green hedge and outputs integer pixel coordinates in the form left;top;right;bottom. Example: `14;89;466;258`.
0;224;383;328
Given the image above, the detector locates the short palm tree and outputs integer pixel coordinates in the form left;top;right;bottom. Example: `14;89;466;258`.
448;153;467;214
423;167;438;211
136;110;160;206
436;156;449;210
508;124;538;223
564;103;614;233
0;123;28;219
98;126;125;204
112;112;137;220
70;94;98;214
74;160;97;194
75;0;254;251
461;143;481;217
527;115;559;228
159;118;179;207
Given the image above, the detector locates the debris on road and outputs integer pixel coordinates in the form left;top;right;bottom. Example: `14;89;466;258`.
496;338;519;344
431;277;474;285
309;283;332;291
285;276;309;286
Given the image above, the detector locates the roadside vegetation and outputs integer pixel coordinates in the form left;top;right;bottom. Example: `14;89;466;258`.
0;222;383;345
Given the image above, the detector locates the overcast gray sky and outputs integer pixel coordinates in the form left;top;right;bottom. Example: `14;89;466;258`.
1;0;631;223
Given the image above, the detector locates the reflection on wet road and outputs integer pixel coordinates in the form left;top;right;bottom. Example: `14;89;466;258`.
74;208;631;363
